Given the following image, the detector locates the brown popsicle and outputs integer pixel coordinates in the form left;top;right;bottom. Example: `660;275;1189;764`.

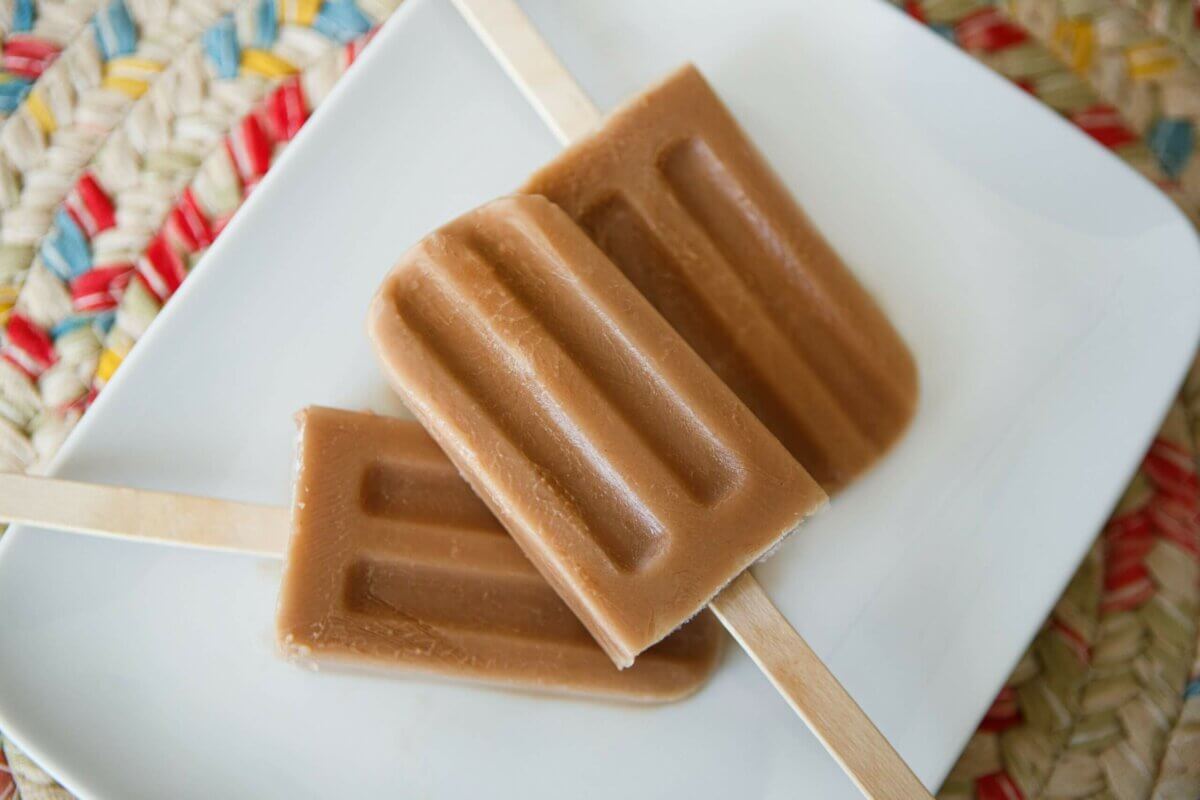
276;406;723;702
524;65;917;493
368;195;827;668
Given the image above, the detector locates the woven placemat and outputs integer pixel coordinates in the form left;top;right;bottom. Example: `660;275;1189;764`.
898;2;1200;798
0;1;1197;797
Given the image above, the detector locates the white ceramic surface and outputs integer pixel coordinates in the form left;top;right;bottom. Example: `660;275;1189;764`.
1;1;1199;797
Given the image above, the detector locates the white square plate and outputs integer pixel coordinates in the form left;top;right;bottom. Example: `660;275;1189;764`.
2;1;1199;797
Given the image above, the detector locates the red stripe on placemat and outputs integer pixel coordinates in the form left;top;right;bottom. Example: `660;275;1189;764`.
1144;438;1200;502
977;771;1025;800
955;8;1028;53
1071;105;1138;150
1051;619;1091;663
2;35;60;79
979;686;1021;732
0;744;14;800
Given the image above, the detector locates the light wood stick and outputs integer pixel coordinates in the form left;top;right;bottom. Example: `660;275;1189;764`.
709;573;930;799
0;473;288;558
451;0;601;144
452;2;932;796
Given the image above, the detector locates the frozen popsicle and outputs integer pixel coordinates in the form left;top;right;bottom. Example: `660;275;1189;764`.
368;189;929;798
368;194;826;666
276;406;723;701
0;411;721;702
523;65;917;493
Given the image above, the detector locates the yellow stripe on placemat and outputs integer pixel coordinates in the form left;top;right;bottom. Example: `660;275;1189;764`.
1126;39;1179;78
102;76;149;99
1053;20;1094;72
107;57;164;77
277;0;320;26
24;91;55;134
0;286;17;325
95;347;124;384
241;49;298;79
103;57;164;98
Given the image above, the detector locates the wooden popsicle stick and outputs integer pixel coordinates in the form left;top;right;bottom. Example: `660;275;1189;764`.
709;573;930;799
452;2;933;797
0;472;288;558
450;0;601;145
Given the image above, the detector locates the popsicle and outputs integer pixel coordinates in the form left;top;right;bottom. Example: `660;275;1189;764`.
453;0;915;496
368;192;928;798
0;408;722;702
523;65;917;492
369;194;825;662
277;406;723;701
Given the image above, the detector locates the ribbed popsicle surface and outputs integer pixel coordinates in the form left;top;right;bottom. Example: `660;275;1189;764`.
277;407;723;700
525;65;917;493
369;196;825;666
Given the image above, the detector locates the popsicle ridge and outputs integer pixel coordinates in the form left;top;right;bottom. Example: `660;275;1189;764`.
577;189;872;486
277;407;724;701
368;197;826;666
344;557;593;643
383;200;767;573
524;64;918;492
657;135;910;446
459;213;744;505
389;266;668;572
359;460;499;532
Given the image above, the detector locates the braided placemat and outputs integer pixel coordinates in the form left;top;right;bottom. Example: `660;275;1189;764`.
0;0;401;796
898;2;1200;798
0;0;1197;797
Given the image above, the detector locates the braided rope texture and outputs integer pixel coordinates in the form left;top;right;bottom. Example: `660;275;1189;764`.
897;2;1200;798
0;0;402;796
